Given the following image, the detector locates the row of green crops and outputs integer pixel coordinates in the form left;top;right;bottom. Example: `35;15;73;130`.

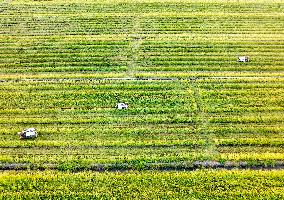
0;170;284;199
9;1;284;14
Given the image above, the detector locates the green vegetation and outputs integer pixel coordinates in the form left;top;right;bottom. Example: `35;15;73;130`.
0;0;283;198
0;0;283;77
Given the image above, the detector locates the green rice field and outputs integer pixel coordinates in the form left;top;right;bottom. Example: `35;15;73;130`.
0;0;283;198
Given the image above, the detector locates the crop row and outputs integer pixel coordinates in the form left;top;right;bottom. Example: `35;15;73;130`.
1;6;281;37
138;39;283;72
0;14;135;36
1;79;281;114
0;123;282;145
0;110;282;126
1;146;284;165
0;40;282;73
1;146;284;167
9;1;283;13
0;145;207;164
0;170;284;199
0;78;281;112
0;71;283;80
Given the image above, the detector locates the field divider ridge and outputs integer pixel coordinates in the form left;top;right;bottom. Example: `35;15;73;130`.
1;161;284;171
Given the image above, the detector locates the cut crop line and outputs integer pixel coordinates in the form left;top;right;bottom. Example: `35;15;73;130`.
127;15;143;78
190;79;218;158
0;0;12;13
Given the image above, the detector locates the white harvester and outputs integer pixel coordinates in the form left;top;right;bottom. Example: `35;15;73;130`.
116;103;128;110
18;128;38;139
238;56;249;62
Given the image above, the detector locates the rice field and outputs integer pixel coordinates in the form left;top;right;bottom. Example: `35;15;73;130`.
0;0;283;198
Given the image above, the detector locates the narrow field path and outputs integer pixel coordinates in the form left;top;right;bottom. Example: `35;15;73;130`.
1;161;284;171
127;15;143;78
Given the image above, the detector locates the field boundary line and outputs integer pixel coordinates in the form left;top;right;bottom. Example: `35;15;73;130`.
1;76;284;82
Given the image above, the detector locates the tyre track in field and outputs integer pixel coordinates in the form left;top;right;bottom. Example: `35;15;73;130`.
189;79;218;163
